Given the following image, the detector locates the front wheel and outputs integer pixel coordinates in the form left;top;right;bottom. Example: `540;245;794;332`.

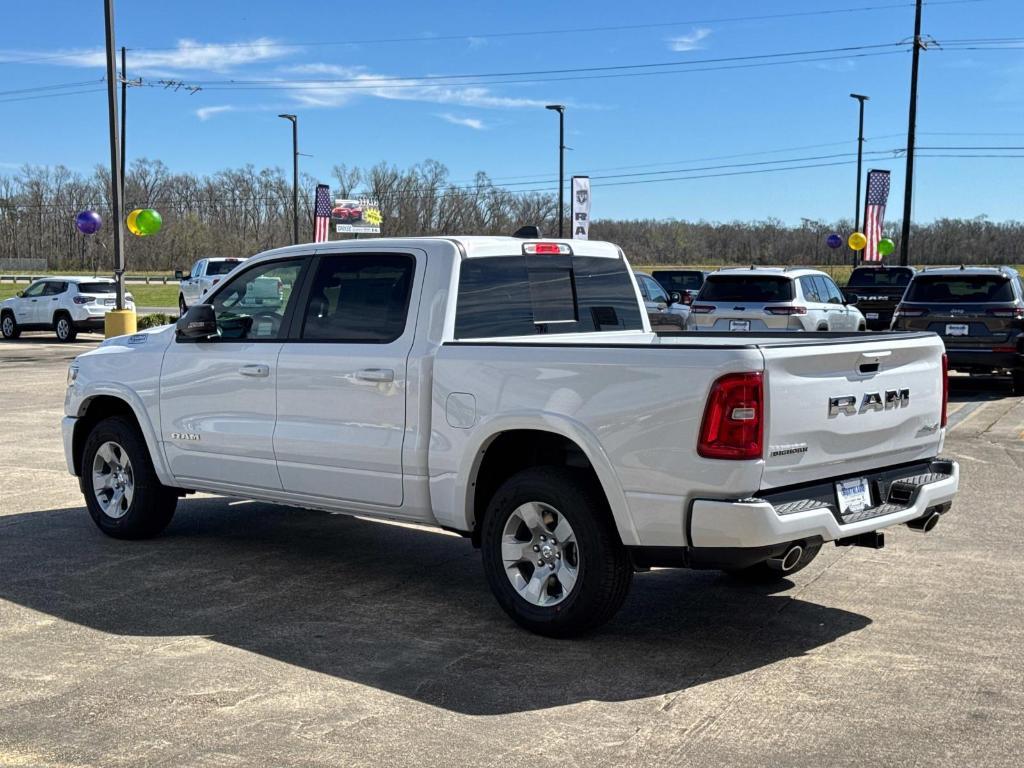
1;312;19;339
82;415;178;539
480;467;632;637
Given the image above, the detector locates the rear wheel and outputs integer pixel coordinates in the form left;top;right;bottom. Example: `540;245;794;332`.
82;415;178;539
480;467;632;637
725;541;822;583
1012;369;1024;396
54;312;76;342
1;312;19;339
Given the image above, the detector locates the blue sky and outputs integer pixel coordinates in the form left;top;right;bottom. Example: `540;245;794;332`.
2;0;1022;224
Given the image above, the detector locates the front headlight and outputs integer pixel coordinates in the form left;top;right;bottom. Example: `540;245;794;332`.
67;365;79;386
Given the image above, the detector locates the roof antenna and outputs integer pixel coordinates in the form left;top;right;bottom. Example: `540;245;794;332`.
513;225;542;239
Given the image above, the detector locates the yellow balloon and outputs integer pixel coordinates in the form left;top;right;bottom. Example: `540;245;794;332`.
848;231;867;251
126;208;145;237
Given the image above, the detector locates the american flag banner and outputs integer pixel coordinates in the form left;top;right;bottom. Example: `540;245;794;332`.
313;184;331;243
863;169;891;262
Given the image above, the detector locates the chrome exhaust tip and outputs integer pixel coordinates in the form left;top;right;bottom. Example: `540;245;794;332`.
767;544;804;572
907;512;940;533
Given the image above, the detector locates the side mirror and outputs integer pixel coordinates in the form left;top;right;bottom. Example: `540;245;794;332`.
843;292;859;307
669;291;682;305
174;270;184;280
176;304;217;340
16;291;23;298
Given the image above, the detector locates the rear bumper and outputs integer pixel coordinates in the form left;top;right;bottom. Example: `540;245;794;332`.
946;348;1023;372
688;458;959;550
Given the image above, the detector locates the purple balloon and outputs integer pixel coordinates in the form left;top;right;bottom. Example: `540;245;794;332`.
75;210;102;235
826;233;843;249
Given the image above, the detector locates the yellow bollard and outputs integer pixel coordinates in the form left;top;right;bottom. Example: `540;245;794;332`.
104;309;138;338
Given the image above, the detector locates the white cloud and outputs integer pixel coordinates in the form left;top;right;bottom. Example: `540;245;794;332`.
0;38;292;73
668;28;712;52
281;63;548;109
196;105;236;120
438;113;486;130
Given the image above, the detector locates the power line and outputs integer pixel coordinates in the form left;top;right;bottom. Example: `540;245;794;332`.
0;87;105;104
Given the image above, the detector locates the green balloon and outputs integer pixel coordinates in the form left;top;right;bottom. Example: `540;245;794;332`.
135;208;162;236
877;237;895;257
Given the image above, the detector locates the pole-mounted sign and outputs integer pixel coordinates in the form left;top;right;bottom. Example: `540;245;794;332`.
571;176;591;240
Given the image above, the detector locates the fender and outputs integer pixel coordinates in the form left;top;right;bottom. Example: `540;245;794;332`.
73;382;175;487
449;411;641;547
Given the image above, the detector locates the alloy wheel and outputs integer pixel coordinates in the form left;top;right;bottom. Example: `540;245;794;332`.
91;441;135;519
501;501;580;607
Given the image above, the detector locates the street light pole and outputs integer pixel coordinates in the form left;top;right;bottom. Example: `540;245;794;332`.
278;114;299;244
899;0;924;267
850;93;869;268
545;104;566;238
103;0;126;311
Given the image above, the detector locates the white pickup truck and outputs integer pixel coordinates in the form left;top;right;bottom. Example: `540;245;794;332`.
63;236;959;636
176;257;245;314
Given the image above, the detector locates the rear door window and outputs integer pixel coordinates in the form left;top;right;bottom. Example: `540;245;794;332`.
43;281;67;296
905;276;1015;303
799;276;821;302
641;276;669;304
455;255;644;338
300;253;414;343
698;275;794;302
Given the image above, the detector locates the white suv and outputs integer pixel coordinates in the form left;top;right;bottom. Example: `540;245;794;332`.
688;268;866;332
1;277;135;342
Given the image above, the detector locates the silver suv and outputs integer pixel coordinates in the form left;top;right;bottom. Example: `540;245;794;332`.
688;268;866;332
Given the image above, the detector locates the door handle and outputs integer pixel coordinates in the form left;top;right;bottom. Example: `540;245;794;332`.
356;368;395;383
238;364;270;378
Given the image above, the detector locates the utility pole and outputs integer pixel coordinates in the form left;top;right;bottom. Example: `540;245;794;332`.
899;0;924;267
545;104;566;237
850;94;869;267
103;0;126;311
120;46;126;194
278;114;299;244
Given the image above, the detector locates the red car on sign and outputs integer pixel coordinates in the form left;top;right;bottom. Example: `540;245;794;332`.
332;202;363;221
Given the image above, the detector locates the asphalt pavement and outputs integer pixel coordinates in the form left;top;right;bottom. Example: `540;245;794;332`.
1;337;1022;767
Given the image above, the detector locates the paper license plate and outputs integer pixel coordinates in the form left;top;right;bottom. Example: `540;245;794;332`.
104;298;115;306
946;323;969;336
836;477;871;515
729;319;750;332
866;312;879;320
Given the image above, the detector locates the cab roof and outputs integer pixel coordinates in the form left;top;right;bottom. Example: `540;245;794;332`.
709;267;830;279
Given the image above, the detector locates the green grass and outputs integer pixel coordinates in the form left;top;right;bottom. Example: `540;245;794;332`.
0;283;178;307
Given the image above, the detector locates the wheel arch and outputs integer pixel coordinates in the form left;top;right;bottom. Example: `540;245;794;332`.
71;392;172;485
457;419;639;547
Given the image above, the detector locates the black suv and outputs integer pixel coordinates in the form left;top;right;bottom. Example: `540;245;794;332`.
892;266;1024;393
844;264;916;330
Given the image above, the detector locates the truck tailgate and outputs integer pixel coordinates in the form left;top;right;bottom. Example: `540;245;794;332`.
759;333;945;489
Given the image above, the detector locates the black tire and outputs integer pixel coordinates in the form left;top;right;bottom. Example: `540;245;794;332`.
1012;369;1024;396
81;415;178;539
858;322;867;332
53;312;77;342
480;467;632;637
725;541;822;584
178;294;187;316
1;311;19;340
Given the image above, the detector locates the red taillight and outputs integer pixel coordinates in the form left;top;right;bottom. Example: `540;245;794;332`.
992;345;1017;353
523;242;572;255
941;353;948;428
690;304;714;314
72;295;95;305
765;305;807;315
894;304;928;318
987;308;1024;319
698;372;764;460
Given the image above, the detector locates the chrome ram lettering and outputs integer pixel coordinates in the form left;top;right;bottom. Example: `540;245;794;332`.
829;389;910;417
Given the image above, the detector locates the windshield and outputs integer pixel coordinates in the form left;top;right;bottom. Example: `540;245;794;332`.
904;275;1015;303
848;268;914;288
698;275;794;302
77;282;115;294
652;271;704;291
207;260;242;276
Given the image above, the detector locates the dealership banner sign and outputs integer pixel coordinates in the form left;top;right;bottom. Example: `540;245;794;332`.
571;176;590;240
333;197;383;234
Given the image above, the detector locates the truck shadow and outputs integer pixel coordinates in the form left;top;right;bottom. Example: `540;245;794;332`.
948;374;1014;402
0;499;870;715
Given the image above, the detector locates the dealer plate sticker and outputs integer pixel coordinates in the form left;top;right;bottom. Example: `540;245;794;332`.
866;312;879;320
946;323;969;336
836;477;871;514
729;319;750;331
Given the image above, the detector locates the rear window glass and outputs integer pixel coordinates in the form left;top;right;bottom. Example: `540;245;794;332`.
848;268;914;288
207;260;243;276
904;276;1015;303
77;282;115;294
652;271;704;291
698;275;794;302
455;255;644;338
